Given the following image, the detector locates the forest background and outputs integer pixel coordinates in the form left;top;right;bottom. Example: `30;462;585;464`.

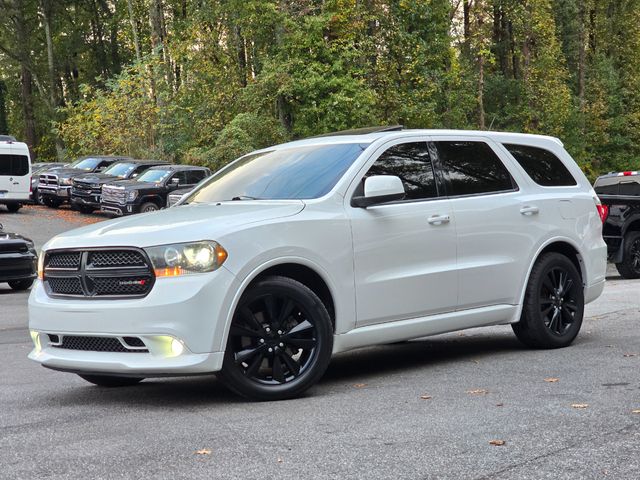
1;0;639;178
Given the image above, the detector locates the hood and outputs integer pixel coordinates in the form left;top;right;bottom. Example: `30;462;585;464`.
43;200;306;250
0;231;35;252
74;173;117;184
40;167;87;179
104;179;156;190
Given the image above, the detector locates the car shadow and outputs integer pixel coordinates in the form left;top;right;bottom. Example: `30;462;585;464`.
49;331;525;407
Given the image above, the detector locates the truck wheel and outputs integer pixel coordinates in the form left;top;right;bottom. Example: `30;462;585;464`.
218;276;333;401
512;252;584;349
79;206;94;214
44;198;62;208
5;203;21;213
140;202;159;213
615;231;640;279
8;279;33;290
78;375;144;387
36;191;44;205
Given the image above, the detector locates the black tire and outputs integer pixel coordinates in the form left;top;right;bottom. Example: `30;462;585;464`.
5;203;21;213
615;231;640;279
139;202;159;213
36;191;44;205
512;252;584;349
218;276;333;401
79;206;94;214
78;374;144;387
8;279;34;290
44;197;62;208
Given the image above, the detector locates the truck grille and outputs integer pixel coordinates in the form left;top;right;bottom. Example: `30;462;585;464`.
101;186;126;205
51;335;148;353
44;248;155;299
72;180;101;197
39;173;59;186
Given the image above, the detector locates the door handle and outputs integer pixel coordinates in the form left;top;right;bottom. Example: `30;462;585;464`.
520;205;539;215
428;214;450;225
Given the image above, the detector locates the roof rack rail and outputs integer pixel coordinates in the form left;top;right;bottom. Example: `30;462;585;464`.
0;135;17;142
312;125;404;138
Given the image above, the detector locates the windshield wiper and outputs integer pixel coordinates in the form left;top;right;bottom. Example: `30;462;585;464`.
231;195;260;201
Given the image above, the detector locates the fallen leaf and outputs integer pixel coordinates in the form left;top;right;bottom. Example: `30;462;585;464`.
571;403;589;409
623;353;637;358
354;383;367;388
489;440;506;446
277;457;284;463
420;395;432;400
544;378;559;383
605;345;614;348
466;389;489;395
471;359;480;364
632;409;640;414
195;449;211;455
495;403;504;407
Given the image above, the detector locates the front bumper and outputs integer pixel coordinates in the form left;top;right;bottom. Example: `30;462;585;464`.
100;202;134;216
38;185;71;200
70;194;101;209
28;266;240;376
0;252;37;282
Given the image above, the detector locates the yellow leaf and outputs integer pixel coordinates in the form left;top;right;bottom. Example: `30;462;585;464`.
489;440;506;446
195;449;211;455
420;395;432;400
466;389;489;395
544;378;559;383
571;403;589;409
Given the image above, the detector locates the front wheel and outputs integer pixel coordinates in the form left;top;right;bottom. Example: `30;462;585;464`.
512;252;584;349
615;231;640;279
44;197;62;208
5;203;21;213
218;276;333;401
78;374;144;387
8;279;34;290
139;202;159;213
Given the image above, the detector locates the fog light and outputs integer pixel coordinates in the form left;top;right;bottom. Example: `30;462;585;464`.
170;338;184;356
30;330;41;352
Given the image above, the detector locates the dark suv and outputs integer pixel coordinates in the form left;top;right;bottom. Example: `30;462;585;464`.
70;160;168;213
100;165;211;216
594;171;640;278
38;155;132;208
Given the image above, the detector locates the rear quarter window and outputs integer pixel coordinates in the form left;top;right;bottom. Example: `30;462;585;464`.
504;144;577;187
0;154;29;176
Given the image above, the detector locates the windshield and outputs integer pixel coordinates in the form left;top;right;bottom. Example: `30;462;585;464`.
137;169;171;183
104;162;136;178
185;143;368;203
69;157;102;171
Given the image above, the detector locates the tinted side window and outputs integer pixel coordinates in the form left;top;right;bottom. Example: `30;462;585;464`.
504;144;577;187
0;155;29;176
434;141;515;196
171;171;189;185
187;170;207;184
365;142;438;200
594;179;620;195
619;179;640;196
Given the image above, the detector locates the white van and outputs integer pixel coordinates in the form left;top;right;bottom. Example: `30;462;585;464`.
0;137;32;212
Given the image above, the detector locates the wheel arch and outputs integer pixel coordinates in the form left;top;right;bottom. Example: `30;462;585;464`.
623;217;640;235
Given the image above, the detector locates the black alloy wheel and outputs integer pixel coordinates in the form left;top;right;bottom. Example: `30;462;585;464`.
616;231;640;279
140;202;159;213
512;252;584;349
219;276;332;400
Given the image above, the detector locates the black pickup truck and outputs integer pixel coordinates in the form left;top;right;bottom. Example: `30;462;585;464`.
38;155;131;208
594;171;640;278
70;159;168;213
100;165;211;216
0;222;37;291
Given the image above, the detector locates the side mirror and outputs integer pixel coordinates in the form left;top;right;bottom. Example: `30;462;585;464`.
352;175;405;208
131;173;138;178
171;178;180;185
96;167;105;172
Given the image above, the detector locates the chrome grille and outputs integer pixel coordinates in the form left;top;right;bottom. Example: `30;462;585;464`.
72;180;101;196
53;336;148;353
44;248;155;299
101;186;126;205
39;174;59;186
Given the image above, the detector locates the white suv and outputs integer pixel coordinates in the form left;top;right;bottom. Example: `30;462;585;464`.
29;128;607;400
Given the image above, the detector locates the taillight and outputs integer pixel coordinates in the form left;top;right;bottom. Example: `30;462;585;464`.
596;203;608;223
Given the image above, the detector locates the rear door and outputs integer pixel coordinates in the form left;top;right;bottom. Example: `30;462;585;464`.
0;146;31;200
430;136;532;309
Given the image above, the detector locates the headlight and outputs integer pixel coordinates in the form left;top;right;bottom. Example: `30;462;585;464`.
127;190;138;202
60;177;73;185
144;241;227;277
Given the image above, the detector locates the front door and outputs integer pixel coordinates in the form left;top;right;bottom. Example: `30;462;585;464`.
347;140;458;327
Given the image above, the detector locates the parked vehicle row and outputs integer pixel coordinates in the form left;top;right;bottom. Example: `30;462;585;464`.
0;222;37;290
0;138;31;212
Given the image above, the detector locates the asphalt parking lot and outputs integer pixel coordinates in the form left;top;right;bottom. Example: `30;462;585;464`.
1;205;639;479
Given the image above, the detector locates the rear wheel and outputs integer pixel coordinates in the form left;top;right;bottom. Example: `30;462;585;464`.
5;203;21;213
78;206;94;214
43;197;62;208
139;202;159;213
512;252;584;349
78;375;144;387
8;279;34;290
615;231;640;279
218;276;333;401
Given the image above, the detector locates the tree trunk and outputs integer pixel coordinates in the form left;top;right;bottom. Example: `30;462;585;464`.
13;0;37;150
578;0;586;111
126;0;142;62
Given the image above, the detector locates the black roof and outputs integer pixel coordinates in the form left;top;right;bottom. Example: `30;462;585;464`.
113;159;170;165
312;125;404;138
79;155;133;160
